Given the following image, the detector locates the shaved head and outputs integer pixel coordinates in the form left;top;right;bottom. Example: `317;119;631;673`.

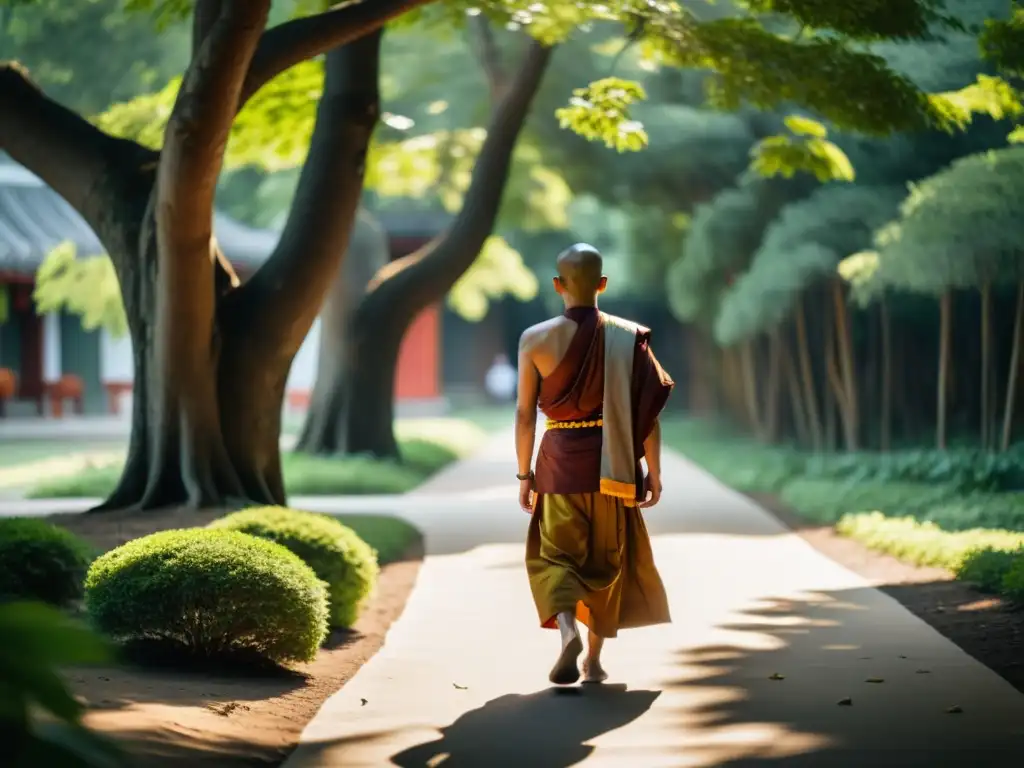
556;243;605;300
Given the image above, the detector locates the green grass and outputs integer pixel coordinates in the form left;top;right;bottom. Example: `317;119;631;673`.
663;416;1024;601
27;417;487;499
330;514;421;565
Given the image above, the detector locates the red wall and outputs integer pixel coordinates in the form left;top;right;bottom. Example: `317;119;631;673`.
395;304;440;400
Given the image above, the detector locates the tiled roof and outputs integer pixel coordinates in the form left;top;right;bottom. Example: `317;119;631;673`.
0;158;278;274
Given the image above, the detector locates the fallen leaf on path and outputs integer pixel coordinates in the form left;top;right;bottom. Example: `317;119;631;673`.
837;697;853;706
453;683;468;690
947;705;963;714
865;678;885;684
915;669;931;674
361;698;368;706
768;673;785;681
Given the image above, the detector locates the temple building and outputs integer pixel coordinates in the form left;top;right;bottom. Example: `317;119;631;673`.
0;155;446;419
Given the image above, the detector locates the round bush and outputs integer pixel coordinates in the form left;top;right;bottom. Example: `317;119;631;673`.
0;518;92;606
210;507;379;629
85;529;329;664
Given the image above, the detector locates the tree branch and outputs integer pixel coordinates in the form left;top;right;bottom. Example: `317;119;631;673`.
469;16;507;103
239;0;432;110
225;29;383;356
364;40;554;314
0;62;154;231
158;1;271;249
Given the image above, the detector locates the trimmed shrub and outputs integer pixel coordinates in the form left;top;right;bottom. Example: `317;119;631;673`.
0;518;92;606
1001;556;1024;602
955;548;1023;593
210;507;379;629
85;529;328;664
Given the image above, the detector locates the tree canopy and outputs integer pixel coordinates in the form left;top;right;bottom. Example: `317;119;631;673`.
847;145;1024;299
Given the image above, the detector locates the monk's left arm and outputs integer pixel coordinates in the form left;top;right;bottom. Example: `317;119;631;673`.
515;334;541;478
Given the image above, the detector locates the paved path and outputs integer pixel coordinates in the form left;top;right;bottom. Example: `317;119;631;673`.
282;431;1024;767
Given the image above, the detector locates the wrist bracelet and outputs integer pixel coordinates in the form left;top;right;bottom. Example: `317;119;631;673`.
516;470;534;481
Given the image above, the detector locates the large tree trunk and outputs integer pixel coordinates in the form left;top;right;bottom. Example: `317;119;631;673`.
937;290;952;450
295;208;390;454
338;38;555;459
1002;281;1024;452
2;3;427;512
111;24;383;510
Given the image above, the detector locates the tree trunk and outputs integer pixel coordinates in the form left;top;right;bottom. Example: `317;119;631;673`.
782;326;809;446
2;6;413;513
1002;281;1024;451
110;29;383;510
794;295;822;450
740;339;763;439
339;39;555;459
831;279;858;451
980;282;993;450
296;208;390;454
879;295;892;452
937;290;952;450
764;328;782;442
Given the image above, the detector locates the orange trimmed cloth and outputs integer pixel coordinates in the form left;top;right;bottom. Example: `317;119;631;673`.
599;315;643;507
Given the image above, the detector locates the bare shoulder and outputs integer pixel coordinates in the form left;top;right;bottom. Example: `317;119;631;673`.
519;316;571;354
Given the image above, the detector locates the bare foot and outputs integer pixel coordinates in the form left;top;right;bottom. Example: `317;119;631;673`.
582;658;608;684
549;633;583;685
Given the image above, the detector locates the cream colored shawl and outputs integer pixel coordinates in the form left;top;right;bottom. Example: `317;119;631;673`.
599;313;640;506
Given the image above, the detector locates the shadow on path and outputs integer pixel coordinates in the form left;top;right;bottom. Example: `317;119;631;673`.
670;583;1024;767
390;686;660;767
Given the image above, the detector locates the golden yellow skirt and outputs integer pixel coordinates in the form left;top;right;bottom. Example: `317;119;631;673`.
525;492;670;639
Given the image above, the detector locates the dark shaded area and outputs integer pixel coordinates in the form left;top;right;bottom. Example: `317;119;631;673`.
753;492;1024;697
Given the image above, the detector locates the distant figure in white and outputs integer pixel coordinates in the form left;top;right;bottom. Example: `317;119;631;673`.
485;353;517;403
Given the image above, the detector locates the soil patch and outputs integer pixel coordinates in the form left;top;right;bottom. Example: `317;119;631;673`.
749;493;1024;696
47;505;423;767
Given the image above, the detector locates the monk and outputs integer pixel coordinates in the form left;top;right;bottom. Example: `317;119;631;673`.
515;243;675;686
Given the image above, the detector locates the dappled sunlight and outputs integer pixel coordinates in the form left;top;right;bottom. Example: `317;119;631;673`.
656;584;1024;766
0;449;123;490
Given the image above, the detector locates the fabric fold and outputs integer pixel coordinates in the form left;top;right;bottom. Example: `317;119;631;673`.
599;314;641;506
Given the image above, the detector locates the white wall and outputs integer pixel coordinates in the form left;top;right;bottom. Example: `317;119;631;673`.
42;312;62;383
100;329;133;383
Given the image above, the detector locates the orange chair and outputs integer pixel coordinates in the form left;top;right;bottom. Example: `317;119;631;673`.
45;374;84;418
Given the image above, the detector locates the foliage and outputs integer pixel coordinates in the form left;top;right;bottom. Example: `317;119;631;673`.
667;175;814;324
714;184;905;345
955;547;1024;593
29;418;487;499
210;507;378;629
858;146;1024;298
0;601;125;768
0;0;189;116
331;514;421;565
749;115;854;182
84;529;329;664
448;236;538;321
33;242;128;338
835;512;1024;570
1001;555;1024;601
0;518;93;606
555;77;649;153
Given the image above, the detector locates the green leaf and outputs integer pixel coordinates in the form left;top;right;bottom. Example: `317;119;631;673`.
447;236;538;321
783;114;828;138
555;77;650;153
33;243;128;338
